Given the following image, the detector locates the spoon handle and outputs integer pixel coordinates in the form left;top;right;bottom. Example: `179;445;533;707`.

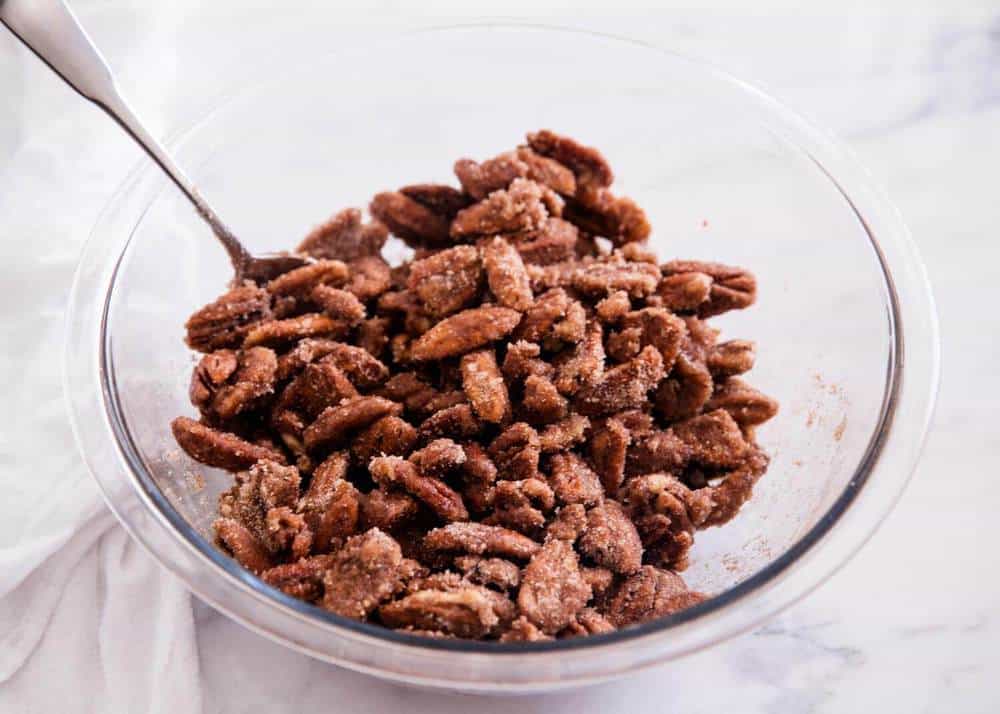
1;0;249;268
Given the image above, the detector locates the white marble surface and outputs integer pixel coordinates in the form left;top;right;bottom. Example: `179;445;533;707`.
1;2;997;712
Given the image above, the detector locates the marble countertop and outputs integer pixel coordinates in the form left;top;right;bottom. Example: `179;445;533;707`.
1;2;997;712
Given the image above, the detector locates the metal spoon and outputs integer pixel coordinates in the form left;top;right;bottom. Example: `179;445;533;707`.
1;0;310;284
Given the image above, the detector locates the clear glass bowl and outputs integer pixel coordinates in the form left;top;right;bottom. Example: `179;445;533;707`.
64;25;939;692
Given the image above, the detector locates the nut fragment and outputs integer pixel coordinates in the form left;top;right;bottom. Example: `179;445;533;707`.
578;501;643;574
407;245;483;317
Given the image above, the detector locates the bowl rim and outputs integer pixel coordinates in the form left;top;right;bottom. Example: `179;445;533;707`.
65;21;940;682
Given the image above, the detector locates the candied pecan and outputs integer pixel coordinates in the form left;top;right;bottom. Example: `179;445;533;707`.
460;349;510;424
274;338;339;381
356;317;391;359
620;308;686;372
605;566;706;627
589;416;631;493
681;316;720;361
515;146;577;195
196;347;278;420
303;396;403;451
581;566;615;598
578;501;643;574
450;178;551;239
459;443;498;513
672;409;748;469
380;580;515;638
262;554;337;602
344;256;393;301
538;414;590;453
626;429;690;477
489;423;541;481
483;237;534;311
314;342;389;389
553;320;605;396
267;260;349;301
654;353;713;422
526;129;613;189
243;314;349;348
454;153;528;200
571;255;660;298
548;452;603;507
521;375;569;425
513;288;585;348
185;284;272;352
370;456;469;522
423;522;540;560
311;285;366;325
377;372;437;413
502;341;553;383
705;378;779;427
399;183;473;218
277;361;357;420
297;208;388;262
518;539;591;634
407;245;483;317
417;403;482;443
661;260;757;317
622;473;712;570
297;452;359;552
607;326;642;362
320;529;417;619
214;517;274;574
595;290;631;324
545;503;587;542
575;346;665;417
707;340;756;378
189;349;238;412
409;306;521;361
265;506;313;560
454;556;521;591
512;218;579;266
500;616;553;642
350;416;417;463
172;417;285;471
252;459;301;510
360;488;420;531
369;191;451;247
488;478;555;534
700;446;770;528
566;187;650;246
409;438;467;477
525;259;578;292
561;608;615;637
657;272;713;312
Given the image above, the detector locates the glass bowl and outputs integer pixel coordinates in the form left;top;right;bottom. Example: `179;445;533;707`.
64;25;939;693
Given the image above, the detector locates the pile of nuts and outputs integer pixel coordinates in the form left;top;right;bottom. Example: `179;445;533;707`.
172;130;778;641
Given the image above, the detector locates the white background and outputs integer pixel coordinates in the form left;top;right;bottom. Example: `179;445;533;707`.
1;1;998;712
